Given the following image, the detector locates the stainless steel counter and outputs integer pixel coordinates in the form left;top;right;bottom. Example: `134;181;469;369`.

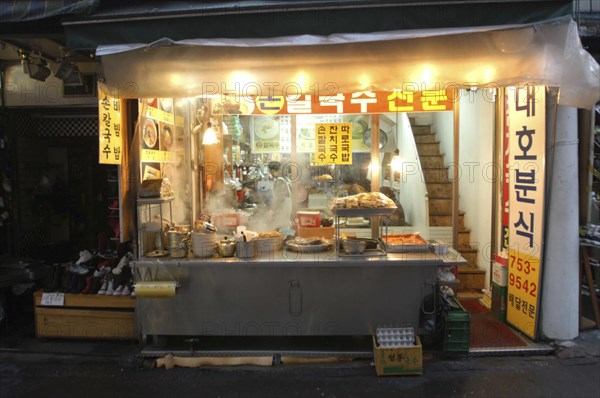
132;249;466;338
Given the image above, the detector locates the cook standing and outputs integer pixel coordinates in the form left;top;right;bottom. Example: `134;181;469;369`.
268;161;292;230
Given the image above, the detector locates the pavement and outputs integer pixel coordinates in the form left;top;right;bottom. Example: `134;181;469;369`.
0;330;598;398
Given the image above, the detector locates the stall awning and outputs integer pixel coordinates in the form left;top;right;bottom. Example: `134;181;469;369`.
97;16;599;109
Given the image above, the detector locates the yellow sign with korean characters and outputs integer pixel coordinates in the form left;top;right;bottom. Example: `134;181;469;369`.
314;123;352;165
506;85;546;339
98;87;124;165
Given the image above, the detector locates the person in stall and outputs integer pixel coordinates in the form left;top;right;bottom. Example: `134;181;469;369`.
268;161;292;231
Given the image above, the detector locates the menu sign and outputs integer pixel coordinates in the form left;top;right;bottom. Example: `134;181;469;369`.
252;116;281;153
140;98;177;181
506;85;546;340
212;90;455;116
314;123;352;165
98;86;124;165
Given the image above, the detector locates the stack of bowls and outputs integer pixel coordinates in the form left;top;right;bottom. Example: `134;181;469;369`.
191;232;217;258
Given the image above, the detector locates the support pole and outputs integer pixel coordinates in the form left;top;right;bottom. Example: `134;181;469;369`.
540;105;579;340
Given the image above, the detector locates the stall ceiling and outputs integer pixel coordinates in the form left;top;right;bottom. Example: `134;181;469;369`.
97;16;600;110
62;0;573;49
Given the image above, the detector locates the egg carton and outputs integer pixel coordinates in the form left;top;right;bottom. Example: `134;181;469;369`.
376;326;416;347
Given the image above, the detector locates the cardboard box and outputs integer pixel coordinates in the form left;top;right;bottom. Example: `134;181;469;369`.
492;254;508;287
297;211;321;227
373;335;423;376
297;226;335;239
492;254;508;321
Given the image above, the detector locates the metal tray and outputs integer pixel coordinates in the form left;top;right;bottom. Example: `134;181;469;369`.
285;241;333;253
332;207;396;217
383;234;430;253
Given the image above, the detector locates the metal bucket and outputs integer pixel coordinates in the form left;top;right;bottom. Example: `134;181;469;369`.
166;230;189;258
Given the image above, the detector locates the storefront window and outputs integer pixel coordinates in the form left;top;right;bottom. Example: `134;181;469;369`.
136;92;459;242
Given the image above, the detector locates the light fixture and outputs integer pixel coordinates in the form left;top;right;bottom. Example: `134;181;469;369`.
55;62;82;86
390;149;402;172
202;120;220;145
21;54;51;82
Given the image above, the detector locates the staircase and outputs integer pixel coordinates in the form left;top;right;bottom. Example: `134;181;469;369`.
410;120;485;295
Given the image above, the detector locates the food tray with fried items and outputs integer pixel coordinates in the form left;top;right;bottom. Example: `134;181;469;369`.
330;192;396;217
383;233;430;253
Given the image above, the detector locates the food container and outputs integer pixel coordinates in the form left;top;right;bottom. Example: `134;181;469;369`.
236;241;256;259
341;239;367;254
384;234;430;253
191;232;217;258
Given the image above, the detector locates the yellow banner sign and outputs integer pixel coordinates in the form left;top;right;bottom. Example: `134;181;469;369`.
98;87;124;165
506;85;546;339
147;106;175;125
314;123;352;165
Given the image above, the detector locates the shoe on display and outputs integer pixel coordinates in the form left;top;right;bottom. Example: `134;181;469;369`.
130;284;136;297
81;276;93;294
580;224;600;246
70;275;84;294
90;276;103;294
106;280;115;295
112;252;133;275
97;279;108;295
46;264;62;292
122;285;131;296
69;261;90;276
76;250;93;265
113;285;124;296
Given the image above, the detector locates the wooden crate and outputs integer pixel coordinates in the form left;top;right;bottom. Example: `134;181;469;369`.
34;290;137;340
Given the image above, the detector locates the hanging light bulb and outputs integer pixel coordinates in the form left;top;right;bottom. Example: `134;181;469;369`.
390;149;402;172
202;121;219;145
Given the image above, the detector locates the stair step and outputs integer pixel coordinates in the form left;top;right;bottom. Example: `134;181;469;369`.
416;142;440;155
460;249;479;266
428;197;452;215
457;265;486;291
458;264;485;274
423;168;449;183
414;133;437;144
458;229;472;250
420;154;446;169
426;181;452;197
412;125;433;135
409;117;416;125
429;213;465;228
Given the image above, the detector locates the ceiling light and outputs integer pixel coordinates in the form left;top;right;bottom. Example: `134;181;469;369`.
55;62;82;86
23;59;51;82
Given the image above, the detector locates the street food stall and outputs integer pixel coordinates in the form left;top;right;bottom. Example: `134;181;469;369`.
127;94;467;340
94;15;599;345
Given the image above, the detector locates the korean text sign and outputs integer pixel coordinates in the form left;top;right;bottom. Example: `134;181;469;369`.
314;123;352;165
506;85;546;339
212;89;455;115
98;86;124;165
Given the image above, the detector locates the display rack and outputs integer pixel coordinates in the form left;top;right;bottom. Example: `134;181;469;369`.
333;207;394;257
137;196;174;257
